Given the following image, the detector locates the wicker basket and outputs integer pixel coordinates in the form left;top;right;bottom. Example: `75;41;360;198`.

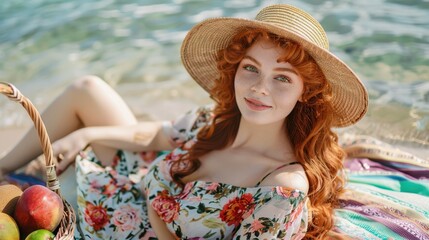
0;82;76;239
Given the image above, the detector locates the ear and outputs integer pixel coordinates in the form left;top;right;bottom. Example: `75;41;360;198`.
296;85;305;102
298;92;304;102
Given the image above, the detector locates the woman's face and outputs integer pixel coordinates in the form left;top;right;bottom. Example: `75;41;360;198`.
234;38;304;126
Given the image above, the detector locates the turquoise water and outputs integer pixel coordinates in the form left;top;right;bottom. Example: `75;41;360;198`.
0;0;428;146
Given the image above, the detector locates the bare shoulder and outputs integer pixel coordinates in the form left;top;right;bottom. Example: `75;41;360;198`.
260;163;309;195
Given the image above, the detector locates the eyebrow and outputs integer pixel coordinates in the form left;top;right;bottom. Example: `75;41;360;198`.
242;55;298;75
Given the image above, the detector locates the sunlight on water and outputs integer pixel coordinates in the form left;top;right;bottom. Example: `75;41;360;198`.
0;0;428;147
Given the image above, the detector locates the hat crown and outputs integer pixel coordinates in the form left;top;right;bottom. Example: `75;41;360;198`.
255;4;329;50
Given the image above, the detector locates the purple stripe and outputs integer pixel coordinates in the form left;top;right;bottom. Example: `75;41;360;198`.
344;158;429;180
341;199;429;240
398;170;429;179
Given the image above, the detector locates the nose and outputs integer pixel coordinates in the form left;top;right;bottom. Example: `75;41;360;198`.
250;77;269;95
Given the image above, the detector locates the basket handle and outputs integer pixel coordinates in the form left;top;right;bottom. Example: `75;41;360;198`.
0;82;61;194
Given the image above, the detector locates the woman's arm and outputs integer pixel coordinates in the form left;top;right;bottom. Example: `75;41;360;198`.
0;120;173;175
86;122;173;151
53;121;174;171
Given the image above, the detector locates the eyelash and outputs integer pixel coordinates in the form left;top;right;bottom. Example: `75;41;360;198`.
243;65;258;73
242;64;291;83
275;75;291;83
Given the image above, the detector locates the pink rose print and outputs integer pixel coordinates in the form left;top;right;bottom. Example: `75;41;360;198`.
276;186;294;198
292;190;301;198
250;219;265;232
151;190;180;223
165;151;183;162
84;202;110;231
183;139;196;150
285;201;305;229
102;179;118;197
140;151;158;163
290;201;304;223
177;182;194;199
206;182;219;192
89;179;102;194
112;204;142;232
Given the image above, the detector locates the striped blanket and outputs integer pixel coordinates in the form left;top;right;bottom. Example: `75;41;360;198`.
334;134;429;240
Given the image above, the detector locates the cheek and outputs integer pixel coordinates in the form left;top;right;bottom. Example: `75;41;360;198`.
234;77;241;94
273;88;303;107
276;82;304;101
235;70;259;86
234;75;249;93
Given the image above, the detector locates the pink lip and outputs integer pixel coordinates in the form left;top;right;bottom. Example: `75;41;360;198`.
244;98;272;111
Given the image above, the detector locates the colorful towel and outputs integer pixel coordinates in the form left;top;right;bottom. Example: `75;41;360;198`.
334;134;429;240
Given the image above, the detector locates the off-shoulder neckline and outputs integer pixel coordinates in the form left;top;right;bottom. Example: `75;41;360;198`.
186;179;307;198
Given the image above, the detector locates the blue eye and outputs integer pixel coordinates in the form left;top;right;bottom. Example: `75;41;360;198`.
275;75;291;83
243;65;258;73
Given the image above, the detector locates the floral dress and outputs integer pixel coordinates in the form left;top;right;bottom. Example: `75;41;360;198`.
75;106;308;239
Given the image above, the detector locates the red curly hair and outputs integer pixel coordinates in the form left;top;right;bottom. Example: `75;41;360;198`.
171;28;345;239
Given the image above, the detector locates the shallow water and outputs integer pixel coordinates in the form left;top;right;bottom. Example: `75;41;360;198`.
0;0;428;147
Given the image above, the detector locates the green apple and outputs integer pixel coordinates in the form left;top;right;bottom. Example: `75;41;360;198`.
24;229;55;240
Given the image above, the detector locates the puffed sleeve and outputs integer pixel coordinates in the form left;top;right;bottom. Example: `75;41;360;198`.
162;104;214;147
233;190;308;240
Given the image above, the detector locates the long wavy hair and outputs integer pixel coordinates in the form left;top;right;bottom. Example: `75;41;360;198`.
171;28;345;239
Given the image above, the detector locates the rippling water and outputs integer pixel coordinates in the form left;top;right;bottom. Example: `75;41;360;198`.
0;0;428;146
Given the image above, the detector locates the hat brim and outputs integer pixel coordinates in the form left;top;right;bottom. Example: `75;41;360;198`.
181;18;368;127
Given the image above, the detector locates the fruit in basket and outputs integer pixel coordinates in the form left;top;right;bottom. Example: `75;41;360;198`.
24;229;55;240
0;212;20;240
13;185;64;236
0;184;23;215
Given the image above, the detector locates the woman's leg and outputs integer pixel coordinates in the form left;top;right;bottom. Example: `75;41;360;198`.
1;75;137;173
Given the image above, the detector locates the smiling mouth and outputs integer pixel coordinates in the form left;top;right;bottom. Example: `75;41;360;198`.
244;98;272;111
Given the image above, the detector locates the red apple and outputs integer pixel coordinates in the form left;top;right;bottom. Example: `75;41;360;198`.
0;212;20;240
13;185;64;237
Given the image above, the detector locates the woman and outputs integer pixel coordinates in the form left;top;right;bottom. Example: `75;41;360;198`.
0;4;367;239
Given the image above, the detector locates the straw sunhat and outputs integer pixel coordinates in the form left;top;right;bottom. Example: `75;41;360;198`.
181;4;368;127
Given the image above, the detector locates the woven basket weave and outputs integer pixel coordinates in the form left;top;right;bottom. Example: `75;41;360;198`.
0;82;76;239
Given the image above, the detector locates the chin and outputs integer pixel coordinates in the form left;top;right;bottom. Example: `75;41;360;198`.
241;113;285;126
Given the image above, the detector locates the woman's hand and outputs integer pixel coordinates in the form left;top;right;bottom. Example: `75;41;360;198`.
52;128;90;174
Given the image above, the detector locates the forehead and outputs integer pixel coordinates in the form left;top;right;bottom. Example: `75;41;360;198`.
245;38;294;66
246;38;284;59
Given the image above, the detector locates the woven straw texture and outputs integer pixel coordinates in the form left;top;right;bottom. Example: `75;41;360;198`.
0;82;76;239
181;4;368;127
